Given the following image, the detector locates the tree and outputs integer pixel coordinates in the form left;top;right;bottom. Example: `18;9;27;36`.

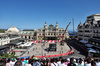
0;53;18;59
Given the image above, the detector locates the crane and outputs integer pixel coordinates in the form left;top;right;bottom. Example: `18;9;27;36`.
60;22;71;44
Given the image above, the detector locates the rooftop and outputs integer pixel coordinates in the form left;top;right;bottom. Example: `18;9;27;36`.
87;14;100;18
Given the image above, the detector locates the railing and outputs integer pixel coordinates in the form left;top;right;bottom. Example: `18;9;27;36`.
75;42;88;57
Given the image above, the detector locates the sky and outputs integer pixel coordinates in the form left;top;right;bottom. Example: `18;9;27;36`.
0;0;100;31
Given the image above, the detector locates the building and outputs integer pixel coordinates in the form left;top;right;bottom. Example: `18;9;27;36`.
0;33;10;46
19;22;69;41
77;14;100;47
0;27;21;46
7;27;19;33
36;22;69;40
19;29;36;41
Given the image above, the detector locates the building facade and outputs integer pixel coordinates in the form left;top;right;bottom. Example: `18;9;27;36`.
0;27;21;46
77;14;100;46
19;29;36;41
0;33;10;46
19;22;69;41
36;22;69;40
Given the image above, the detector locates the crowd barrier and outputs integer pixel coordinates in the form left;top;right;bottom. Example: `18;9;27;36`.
75;42;88;57
20;41;74;58
35;50;74;58
33;40;61;43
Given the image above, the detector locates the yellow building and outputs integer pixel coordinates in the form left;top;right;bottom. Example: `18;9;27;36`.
19;22;69;41
36;22;69;40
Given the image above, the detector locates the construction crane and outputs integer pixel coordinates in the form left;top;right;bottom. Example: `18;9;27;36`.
60;22;71;44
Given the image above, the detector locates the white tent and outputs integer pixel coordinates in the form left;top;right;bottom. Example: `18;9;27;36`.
85;44;94;47
24;42;33;46
80;40;88;44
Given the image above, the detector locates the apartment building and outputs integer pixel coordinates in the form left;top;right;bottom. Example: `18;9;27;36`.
77;14;100;46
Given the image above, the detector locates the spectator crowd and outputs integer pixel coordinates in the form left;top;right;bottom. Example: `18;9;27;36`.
0;56;100;66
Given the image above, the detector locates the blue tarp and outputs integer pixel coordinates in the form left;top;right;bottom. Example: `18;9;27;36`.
18;56;30;59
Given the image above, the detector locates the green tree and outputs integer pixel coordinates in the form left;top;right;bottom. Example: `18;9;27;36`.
0;30;5;33
0;53;18;59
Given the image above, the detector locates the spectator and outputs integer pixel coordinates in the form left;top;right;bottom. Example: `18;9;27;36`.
0;58;6;66
68;58;76;66
91;59;96;66
84;59;91;66
6;59;11;66
50;58;58;66
95;59;100;66
61;59;66;66
57;57;62;66
25;59;32;66
65;58;70;66
10;59;16;66
24;58;29;64
33;57;41;66
77;60;84;66
21;58;25;66
14;60;22;66
74;59;78;65
79;58;84;65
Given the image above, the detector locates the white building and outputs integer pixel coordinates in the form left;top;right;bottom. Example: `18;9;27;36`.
19;22;69;41
77;14;100;46
0;27;21;46
0;33;10;46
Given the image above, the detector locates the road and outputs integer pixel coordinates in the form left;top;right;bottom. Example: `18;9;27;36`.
64;39;86;58
22;42;70;57
19;39;87;59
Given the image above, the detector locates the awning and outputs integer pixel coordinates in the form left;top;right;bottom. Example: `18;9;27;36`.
80;40;88;44
87;48;97;53
18;56;30;59
85;44;94;47
94;46;100;49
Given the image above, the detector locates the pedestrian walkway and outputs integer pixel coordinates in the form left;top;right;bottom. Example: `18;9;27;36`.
22;42;70;57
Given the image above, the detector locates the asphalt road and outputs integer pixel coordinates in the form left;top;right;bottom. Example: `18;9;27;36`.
20;39;87;59
64;39;86;59
44;40;87;59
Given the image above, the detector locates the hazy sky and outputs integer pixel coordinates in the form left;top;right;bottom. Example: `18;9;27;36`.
0;0;100;31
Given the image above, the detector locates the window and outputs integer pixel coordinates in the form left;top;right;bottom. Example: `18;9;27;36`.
62;30;64;32
29;36;30;39
48;33;50;35
59;30;61;32
97;30;98;33
25;36;27;39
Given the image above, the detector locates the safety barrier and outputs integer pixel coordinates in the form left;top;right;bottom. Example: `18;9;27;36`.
20;41;74;58
75;42;88;57
35;50;74;58
33;40;61;43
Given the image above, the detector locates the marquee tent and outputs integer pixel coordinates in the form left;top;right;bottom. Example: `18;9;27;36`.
85;44;94;47
80;40;88;44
